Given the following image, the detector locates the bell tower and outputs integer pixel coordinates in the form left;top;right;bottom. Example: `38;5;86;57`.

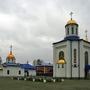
64;12;80;40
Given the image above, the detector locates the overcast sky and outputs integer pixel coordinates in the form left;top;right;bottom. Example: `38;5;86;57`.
0;0;90;64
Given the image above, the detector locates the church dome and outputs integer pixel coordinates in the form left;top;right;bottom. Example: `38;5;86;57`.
6;45;16;63
57;59;66;64
67;19;77;25
7;53;15;59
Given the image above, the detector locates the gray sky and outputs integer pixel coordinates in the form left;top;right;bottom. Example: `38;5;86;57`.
0;0;90;64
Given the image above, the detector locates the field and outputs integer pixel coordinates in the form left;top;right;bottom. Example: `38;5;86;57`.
0;77;90;90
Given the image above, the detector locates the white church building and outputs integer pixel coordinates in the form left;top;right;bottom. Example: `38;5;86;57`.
0;45;36;77
53;13;90;78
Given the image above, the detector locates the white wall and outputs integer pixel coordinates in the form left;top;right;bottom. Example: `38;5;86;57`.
3;66;24;77
53;41;67;77
28;70;36;76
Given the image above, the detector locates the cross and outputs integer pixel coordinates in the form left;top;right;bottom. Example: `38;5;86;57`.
85;30;88;34
10;45;12;52
70;12;73;20
85;30;88;41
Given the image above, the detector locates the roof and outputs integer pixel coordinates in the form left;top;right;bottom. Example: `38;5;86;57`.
53;39;90;45
3;63;20;67
20;64;36;70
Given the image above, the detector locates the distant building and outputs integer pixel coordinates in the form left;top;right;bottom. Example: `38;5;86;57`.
33;59;43;66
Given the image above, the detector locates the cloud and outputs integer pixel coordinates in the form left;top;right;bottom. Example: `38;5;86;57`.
0;0;90;64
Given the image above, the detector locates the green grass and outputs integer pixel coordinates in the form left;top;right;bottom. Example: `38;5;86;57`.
0;77;90;90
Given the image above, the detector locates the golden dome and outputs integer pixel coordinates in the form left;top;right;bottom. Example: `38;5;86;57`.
67;19;77;25
6;45;16;60
56;59;66;64
7;53;15;59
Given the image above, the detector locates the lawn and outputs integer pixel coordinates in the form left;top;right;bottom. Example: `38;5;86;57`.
0;77;90;90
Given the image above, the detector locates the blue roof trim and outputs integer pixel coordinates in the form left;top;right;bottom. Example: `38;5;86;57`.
3;63;20;67
64;36;80;41
53;39;90;45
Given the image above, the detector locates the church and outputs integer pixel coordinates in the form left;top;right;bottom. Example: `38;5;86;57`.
0;45;36;77
53;13;90;78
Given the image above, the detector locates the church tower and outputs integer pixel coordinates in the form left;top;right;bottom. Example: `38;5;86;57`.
6;45;16;63
64;12;79;40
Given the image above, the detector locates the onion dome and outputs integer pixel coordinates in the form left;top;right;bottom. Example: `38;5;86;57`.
65;19;78;27
65;12;78;26
6;45;16;63
67;19;77;24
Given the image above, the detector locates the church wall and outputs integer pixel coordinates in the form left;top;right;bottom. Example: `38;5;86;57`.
28;70;36;76
53;41;67;77
3;67;24;77
65;41;72;78
71;41;79;78
80;41;90;78
79;41;85;78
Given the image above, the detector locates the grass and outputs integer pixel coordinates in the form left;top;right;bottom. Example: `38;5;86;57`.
0;77;90;90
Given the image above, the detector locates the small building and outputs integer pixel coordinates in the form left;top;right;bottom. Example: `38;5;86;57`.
36;65;53;76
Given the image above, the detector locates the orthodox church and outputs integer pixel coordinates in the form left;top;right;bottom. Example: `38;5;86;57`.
53;13;90;78
0;45;36;77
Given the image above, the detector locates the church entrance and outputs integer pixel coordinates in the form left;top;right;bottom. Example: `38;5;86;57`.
25;70;29;77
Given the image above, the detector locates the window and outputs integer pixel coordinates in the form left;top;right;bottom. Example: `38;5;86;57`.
19;70;21;75
7;70;10;75
67;28;69;35
59;51;65;68
58;64;60;68
76;28;78;35
85;51;88;65
62;64;64;68
72;27;74;34
73;49;77;63
59;51;64;59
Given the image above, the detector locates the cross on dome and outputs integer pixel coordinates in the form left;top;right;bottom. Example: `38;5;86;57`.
10;45;12;52
70;12;73;20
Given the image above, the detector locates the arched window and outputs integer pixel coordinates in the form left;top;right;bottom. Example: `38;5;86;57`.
73;49;77;63
7;70;10;75
73;49;77;67
67;28;69;35
59;51;64;59
85;51;88;65
72;27;74;34
59;51;64;68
